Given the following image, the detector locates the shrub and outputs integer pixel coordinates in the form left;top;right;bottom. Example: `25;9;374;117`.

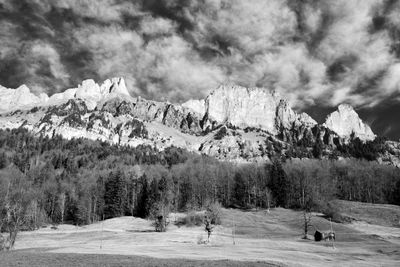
206;202;222;225
149;202;170;232
175;211;204;227
321;202;349;223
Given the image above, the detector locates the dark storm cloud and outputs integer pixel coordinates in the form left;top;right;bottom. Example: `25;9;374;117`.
140;0;195;34
0;0;98;94
326;55;359;83
1;0;400;116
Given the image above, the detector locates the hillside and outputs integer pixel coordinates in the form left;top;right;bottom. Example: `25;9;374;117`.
1;78;397;164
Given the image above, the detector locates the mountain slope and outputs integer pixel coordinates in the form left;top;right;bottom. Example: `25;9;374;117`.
0;77;395;164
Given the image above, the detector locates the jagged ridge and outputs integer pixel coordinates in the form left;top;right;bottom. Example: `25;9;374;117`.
0;77;387;163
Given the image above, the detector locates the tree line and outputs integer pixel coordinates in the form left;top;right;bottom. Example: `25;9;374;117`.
0;128;400;248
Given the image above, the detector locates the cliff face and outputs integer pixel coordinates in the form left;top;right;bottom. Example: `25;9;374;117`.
205;84;282;133
0;77;386;163
183;84;317;135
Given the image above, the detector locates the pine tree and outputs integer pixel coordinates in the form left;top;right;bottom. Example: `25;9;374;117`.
312;140;323;159
269;159;289;208
103;170;126;219
136;175;150;218
233;172;247;207
0;151;7;169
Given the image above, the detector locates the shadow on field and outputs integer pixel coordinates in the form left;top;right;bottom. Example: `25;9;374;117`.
0;249;279;267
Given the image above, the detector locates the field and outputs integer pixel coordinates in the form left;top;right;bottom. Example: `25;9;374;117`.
1;201;400;267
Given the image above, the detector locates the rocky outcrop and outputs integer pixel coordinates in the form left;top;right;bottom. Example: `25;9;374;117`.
275;100;317;131
184;84;318;136
0;77;132;112
75;77;130;109
99;97;205;135
48;89;77;105
323;104;375;141
0;84;47;112
204;84;282;134
182;99;206;117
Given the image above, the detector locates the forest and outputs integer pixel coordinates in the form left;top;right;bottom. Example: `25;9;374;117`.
0;128;399;233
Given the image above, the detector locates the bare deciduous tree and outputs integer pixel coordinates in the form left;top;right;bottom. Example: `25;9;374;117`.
204;216;214;243
0;167;35;251
302;210;313;239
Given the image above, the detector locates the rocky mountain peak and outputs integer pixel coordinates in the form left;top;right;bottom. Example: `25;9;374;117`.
0;78;397;165
184;83;316;135
275;100;317;130
75;77;131;109
0;77;131;113
108;77;129;96
323;104;375;141
0;78;376;144
204;84;281;133
0;84;43;112
15;84;30;94
190;83;282;133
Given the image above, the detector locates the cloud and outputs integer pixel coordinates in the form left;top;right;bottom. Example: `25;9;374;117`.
140;16;176;36
380;63;400;95
0;0;400;112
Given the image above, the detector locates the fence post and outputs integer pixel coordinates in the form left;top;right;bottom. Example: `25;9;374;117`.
232;214;236;245
100;214;104;249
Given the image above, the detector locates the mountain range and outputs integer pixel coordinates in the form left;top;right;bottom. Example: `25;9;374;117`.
0;77;399;166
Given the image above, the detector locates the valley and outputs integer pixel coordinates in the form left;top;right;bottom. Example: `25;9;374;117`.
1;79;400;267
2;1;400;266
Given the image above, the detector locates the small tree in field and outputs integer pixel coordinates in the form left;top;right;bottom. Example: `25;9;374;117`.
204;216;213;243
300;192;316;240
150;201;170;232
205;201;222;225
149;175;172;232
302;210;313;239
202;202;221;243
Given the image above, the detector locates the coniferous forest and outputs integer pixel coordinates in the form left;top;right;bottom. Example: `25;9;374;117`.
0;128;400;230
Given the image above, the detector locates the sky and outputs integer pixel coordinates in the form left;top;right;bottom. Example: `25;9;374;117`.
0;0;400;139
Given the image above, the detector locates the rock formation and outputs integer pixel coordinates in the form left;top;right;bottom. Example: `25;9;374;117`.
0;77;389;163
0;77;132;112
323;104;375;141
0;84;46;112
183;84;317;135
